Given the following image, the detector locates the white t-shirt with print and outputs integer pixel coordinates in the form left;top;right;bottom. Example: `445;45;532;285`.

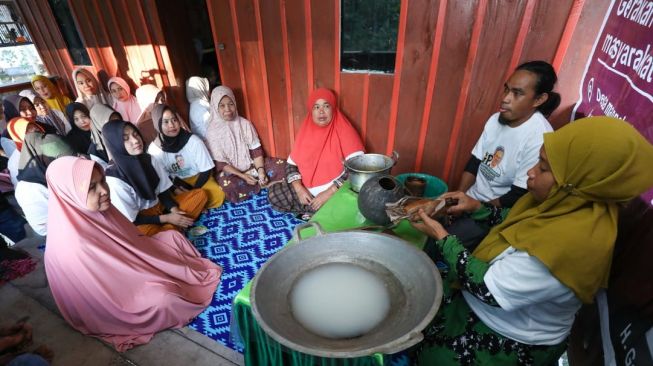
147;135;215;179
106;157;173;222
466;112;552;202
464;246;582;345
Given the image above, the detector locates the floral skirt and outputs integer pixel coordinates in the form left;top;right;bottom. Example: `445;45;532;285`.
415;275;567;365
217;157;286;203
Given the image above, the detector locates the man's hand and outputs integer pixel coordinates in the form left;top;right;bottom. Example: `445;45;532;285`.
439;191;482;215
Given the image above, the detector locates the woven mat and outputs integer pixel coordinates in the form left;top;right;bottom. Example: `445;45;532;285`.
187;190;302;351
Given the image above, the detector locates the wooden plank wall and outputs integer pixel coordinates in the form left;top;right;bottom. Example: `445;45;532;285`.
18;0;611;189
16;0;197;117
207;0;610;188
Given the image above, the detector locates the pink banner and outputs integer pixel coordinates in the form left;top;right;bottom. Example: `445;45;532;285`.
573;0;653;205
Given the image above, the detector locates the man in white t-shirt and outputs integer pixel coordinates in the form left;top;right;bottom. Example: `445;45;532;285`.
445;61;560;250
464;110;553;204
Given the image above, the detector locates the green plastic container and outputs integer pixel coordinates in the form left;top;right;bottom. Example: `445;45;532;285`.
396;173;448;198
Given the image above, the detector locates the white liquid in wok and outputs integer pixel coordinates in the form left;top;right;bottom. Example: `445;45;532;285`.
290;263;391;339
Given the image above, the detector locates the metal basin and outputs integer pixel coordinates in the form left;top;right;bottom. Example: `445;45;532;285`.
344;152;399;192
251;222;442;358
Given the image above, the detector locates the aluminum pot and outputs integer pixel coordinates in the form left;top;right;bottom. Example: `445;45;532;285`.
344;151;399;192
251;222;442;358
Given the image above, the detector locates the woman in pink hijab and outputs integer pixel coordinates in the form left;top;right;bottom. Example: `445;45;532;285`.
44;156;221;352
108;77;141;122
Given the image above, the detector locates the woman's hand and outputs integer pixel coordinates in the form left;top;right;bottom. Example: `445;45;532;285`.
410;209;450;240
173;186;189;195
439;191;481;215
257;167;269;186
310;186;336;211
292;181;313;206
241;173;258;186
162;210;194;228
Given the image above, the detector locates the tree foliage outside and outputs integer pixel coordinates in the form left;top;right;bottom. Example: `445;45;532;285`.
0;44;47;87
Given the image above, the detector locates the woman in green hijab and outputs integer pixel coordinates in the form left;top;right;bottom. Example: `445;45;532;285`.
411;116;653;365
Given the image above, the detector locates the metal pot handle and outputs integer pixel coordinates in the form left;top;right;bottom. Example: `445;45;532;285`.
391;150;399;165
292;222;326;242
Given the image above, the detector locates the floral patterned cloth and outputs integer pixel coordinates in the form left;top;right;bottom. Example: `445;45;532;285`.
217;157;286;203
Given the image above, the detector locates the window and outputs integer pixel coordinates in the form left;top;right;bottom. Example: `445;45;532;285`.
0;1;47;87
0;1;32;46
340;0;400;73
48;0;91;66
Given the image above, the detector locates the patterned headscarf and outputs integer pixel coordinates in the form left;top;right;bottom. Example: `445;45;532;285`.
205;86;262;172
7;117;45;151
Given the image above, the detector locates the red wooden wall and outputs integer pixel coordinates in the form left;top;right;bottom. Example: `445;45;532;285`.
208;0;611;188
16;0;199;117
17;0;611;189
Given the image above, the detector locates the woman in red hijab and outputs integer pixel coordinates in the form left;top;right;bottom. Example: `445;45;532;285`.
268;88;364;218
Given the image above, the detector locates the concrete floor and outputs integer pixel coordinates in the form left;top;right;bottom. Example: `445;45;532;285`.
2;223;244;366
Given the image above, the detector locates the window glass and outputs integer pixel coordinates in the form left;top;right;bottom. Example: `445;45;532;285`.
341;0;400;73
48;0;91;66
0;1;47;87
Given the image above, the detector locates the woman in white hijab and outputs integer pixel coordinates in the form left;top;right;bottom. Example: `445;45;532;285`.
72;68;113;110
185;77;211;140
134;84;164;145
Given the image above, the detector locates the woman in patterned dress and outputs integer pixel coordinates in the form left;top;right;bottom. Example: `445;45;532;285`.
411;117;653;365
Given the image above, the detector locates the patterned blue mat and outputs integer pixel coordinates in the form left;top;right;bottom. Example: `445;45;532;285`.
187;190;302;352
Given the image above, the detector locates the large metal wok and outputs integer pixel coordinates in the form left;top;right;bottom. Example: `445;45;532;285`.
251;222;442;358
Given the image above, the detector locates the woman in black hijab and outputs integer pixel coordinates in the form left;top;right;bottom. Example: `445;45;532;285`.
102;120;207;236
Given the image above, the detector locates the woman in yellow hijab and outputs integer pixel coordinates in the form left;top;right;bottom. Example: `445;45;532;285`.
411;116;653;365
31;75;72;113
